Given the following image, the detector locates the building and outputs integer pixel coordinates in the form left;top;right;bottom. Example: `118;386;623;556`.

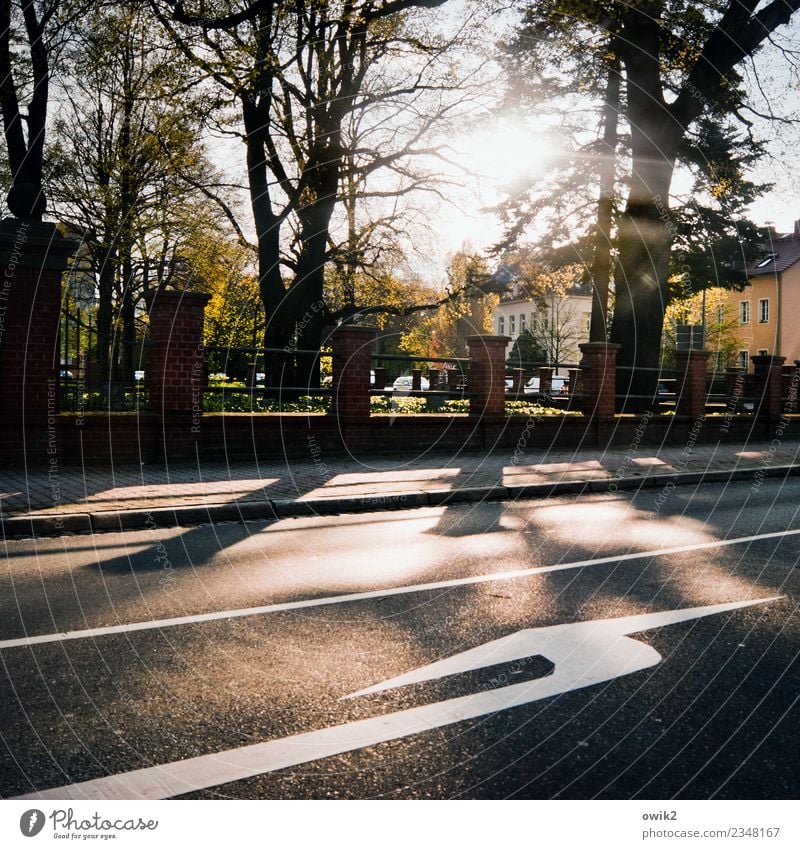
492;280;592;371
725;220;800;369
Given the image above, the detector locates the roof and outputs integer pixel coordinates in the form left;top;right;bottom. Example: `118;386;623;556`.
747;232;800;277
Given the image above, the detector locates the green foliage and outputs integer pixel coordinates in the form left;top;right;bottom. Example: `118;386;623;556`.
202;393;331;413
507;329;548;366
661;289;743;370
398;252;498;359
60;388;148;413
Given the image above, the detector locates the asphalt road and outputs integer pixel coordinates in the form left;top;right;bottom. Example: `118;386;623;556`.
1;477;798;800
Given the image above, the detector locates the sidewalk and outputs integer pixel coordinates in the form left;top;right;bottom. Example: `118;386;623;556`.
2;438;800;536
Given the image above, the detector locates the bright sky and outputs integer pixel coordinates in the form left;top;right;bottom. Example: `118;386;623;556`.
410;128;537;271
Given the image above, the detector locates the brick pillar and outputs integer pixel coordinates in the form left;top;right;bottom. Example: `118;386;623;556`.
725;368;745;413
579;342;620;418
538;366;553;396
330;324;376;423
789;362;800;414
0;219;77;463
144;289;211;460
674;350;711;417
428;368;440;390
466;335;509;418
411;367;422;391
781;365;798;413
751;354;786;419
373;366;386;390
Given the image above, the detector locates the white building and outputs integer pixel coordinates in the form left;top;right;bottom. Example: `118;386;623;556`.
492;281;592;372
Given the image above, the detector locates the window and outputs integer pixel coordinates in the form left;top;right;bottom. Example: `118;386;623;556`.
498;316;504;335
581;313;591;333
757;349;769;357
520;314;526;333
755;253;777;268
738;350;749;370
740;301;750;324
509;315;516;335
716;305;726;323
758;298;769;323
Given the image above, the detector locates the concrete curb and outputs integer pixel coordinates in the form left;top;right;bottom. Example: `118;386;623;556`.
2;463;798;539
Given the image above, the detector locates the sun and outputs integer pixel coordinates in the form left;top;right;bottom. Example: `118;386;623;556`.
458;121;557;185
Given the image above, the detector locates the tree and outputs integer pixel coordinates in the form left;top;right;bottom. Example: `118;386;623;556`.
200;234;262;377
503;1;798;406
499;6;622;344
394;251;496;358
48;1;222;380
150;0;496;385
662;289;744;373
508;329;547;366
0;1;89;217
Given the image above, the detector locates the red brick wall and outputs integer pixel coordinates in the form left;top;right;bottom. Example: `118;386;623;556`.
752;355;785;419
144;290;210;415
0;264;61;415
674;350;711;417
330;325;376;422
466;335;509;418
0;221;76;418
579;343;620;417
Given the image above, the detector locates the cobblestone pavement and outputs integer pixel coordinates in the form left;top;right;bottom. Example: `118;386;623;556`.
2;438;799;518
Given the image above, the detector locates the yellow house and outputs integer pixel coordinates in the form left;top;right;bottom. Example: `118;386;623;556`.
725;221;800;370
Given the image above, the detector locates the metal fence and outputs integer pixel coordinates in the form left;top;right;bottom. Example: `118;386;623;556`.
58;307;148;412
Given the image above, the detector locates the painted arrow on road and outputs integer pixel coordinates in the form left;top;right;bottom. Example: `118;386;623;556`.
15;596;781;800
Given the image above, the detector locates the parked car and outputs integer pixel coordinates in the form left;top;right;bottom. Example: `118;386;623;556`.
524;375;569;402
392;375;430;392
524;375;568;393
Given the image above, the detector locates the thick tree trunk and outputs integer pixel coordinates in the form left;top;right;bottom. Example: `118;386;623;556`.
610;157;675;410
293;193;338;389
121;250;136;382
95;246;115;384
607;108;679;408
611;207;671;409
612;8;682;410
0;0;48;219
589;49;620;344
242;96;291;387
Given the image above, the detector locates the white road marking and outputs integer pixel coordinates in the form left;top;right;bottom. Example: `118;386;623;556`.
343;598;783;699
14;597;781;800
0;526;797;651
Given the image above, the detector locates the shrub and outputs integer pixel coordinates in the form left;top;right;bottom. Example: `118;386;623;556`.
203;391;330;413
370;395;427;414
505;400;581;417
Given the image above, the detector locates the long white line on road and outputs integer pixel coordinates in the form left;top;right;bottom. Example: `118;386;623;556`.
1;526;797;651
14;597;782;800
